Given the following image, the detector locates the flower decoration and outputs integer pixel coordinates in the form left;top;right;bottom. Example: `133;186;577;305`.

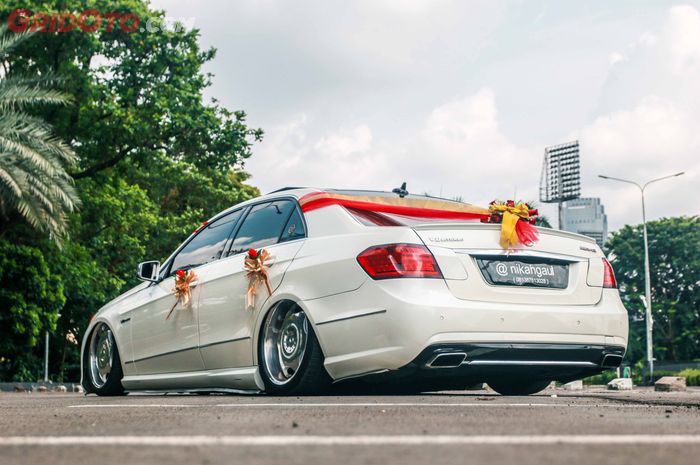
243;248;273;308
166;269;198;319
482;200;540;249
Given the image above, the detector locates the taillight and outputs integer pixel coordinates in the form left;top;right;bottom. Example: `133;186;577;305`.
357;244;442;279
602;258;617;288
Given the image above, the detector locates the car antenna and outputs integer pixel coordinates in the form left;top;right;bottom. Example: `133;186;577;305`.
392;182;408;198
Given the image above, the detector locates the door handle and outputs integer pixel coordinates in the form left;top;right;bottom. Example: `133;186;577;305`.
120;317;131;324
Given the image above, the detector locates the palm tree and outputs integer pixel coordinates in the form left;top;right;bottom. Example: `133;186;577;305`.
0;25;79;241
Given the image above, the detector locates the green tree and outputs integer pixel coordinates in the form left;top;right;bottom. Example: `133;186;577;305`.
605;216;700;363
0;25;79;240
0;240;65;380
0;1;263;380
4;1;262;247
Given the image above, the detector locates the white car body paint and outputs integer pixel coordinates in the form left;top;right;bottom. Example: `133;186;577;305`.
80;188;628;393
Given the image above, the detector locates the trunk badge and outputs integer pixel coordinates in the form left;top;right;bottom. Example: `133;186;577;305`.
429;237;464;243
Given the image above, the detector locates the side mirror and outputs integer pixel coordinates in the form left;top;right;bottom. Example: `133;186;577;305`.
137;260;160;282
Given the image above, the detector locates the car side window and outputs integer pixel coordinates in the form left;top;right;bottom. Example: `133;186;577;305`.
228;200;296;256
169;209;243;273
280;208;306;243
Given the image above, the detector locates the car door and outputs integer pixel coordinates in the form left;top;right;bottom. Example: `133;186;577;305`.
129;211;241;375
197;199;307;370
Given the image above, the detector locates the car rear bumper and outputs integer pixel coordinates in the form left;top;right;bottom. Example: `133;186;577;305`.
303;279;628;382
416;342;625;369
344;343;625;389
349;343;625;388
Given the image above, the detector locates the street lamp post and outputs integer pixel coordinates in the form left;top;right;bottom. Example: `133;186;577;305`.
598;172;684;383
44;330;49;383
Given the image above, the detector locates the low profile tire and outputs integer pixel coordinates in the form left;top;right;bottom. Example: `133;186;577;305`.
259;302;331;395
83;323;125;396
488;378;551;396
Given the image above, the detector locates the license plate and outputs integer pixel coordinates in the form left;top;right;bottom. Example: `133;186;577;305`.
475;257;569;289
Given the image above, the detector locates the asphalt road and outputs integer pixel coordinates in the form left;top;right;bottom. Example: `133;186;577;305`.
1;388;699;465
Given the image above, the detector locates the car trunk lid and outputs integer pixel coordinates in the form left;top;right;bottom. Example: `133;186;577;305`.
413;223;605;306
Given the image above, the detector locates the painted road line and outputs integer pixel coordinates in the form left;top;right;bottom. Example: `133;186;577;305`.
68;404;199;408
2;435;700;446
67;402;655;409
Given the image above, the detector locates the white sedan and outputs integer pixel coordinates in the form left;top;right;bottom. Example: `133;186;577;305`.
81;188;628;396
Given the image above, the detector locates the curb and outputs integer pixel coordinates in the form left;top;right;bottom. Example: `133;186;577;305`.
0;382;83;393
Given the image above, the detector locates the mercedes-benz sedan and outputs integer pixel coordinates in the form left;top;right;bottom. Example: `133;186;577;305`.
81;188;628;396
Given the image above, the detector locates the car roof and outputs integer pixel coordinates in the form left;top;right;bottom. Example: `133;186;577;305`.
266;187;469;203
208;187;470;224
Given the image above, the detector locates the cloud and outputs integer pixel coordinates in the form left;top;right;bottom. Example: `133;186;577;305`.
247;117;398;192
580;96;696;178
243;3;699;231
248;88;541;206
414;89;539;203
599;4;700;114
577;95;699;230
578;4;700;229
665;4;700;74
608;52;627;65
315;125;373;157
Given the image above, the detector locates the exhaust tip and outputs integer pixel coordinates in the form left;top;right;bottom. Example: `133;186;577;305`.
428;352;467;368
601;354;623;368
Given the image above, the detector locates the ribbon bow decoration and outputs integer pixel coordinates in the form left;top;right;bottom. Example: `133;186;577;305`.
166;269;197;320
243;248;273;308
486;200;539;249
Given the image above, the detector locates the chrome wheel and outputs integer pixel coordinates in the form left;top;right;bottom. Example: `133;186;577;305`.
262;304;309;385
88;324;114;389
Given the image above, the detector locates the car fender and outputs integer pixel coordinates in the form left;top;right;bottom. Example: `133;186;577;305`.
79;315;124;392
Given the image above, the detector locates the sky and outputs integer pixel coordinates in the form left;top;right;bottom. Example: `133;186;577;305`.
151;0;700;231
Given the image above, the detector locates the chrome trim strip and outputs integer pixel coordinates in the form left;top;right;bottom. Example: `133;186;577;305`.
199;336;250;350
127;337;252;364
454;248;586;262
413;223;597;244
465;360;598;367
125;346;198;365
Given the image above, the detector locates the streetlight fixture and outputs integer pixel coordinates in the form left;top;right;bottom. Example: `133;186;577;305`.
598;171;684;383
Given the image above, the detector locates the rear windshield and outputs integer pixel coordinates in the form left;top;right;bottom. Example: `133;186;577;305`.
347;208;479;226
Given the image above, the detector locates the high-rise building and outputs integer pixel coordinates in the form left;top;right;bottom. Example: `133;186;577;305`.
540;141;581;228
560;197;608;247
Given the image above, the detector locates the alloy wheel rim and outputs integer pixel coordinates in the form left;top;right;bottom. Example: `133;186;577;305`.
89;324;113;389
263;304;308;385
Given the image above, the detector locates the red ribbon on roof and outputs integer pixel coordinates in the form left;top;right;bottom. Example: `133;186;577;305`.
298;191;490;221
298;191;541;250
